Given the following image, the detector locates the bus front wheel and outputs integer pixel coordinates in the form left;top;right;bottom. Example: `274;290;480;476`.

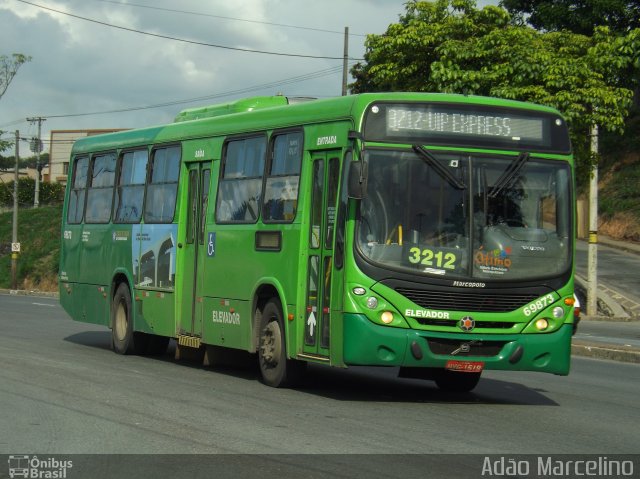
257;299;305;387
434;370;481;393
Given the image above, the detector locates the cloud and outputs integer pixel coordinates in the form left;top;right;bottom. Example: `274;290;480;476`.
0;0;408;150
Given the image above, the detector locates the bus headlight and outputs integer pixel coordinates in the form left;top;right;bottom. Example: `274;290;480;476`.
552;306;564;318
380;311;394;324
352;287;366;296
535;318;549;331
366;297;378;309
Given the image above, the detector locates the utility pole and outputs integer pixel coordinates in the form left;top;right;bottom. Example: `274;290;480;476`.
27;116;45;208
12;130;20;290
587;124;599;316
341;26;349;96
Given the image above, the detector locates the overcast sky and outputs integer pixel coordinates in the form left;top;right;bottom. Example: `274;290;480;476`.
0;0;413;153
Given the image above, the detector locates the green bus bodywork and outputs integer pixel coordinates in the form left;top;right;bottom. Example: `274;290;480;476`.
59;93;575;392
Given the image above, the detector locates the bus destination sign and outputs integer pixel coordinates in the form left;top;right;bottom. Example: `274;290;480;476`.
386;107;543;141
363;102;571;153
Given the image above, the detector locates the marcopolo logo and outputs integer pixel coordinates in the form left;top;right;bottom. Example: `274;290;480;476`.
8;455;73;479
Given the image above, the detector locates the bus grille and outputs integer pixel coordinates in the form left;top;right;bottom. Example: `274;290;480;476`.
414;318;516;329
396;288;538;313
426;338;507;357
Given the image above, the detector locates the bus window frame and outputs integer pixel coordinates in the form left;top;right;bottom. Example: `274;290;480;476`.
113;147;149;224
262;128;304;224
85;150;117;225
143;143;181;225
334;148;352;270
215;133;267;225
67;154;89;225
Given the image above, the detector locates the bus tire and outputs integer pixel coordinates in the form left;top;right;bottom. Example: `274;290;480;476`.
111;283;138;355
258;299;306;387
434;370;481;393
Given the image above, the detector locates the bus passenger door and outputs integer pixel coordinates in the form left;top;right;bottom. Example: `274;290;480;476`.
179;162;210;339
304;152;341;359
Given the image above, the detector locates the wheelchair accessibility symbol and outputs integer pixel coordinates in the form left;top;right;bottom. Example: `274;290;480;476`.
207;232;216;257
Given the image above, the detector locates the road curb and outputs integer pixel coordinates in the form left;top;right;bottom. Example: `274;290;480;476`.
572;340;640;363
580;315;640;322
574;274;630;318
0;289;59;298
597;236;640;255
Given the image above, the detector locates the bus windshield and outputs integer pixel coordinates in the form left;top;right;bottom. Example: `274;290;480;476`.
356;148;572;281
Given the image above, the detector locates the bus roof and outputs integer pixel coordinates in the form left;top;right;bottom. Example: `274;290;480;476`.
70;92;565;155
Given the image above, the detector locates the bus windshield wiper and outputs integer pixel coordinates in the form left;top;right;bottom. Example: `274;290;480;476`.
488;152;530;198
412;145;466;190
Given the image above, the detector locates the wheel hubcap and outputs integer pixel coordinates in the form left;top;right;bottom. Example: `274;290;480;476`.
115;301;127;341
260;320;281;367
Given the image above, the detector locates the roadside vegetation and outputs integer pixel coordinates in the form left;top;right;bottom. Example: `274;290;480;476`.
597;121;640;242
0;204;62;291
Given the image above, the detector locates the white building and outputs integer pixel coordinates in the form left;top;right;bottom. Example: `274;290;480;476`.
46;129;126;184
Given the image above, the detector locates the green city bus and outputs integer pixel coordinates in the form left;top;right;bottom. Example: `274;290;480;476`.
59;92;576;392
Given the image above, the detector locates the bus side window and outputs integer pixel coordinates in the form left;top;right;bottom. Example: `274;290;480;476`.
67;156;89;224
85;152;117;224
263;131;303;223
216;136;266;223
114;149;148;223
145;146;180;223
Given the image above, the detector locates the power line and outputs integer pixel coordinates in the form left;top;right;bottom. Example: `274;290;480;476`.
0;63;352;126
93;0;367;37
16;0;364;60
39;64;350;119
0;119;27;129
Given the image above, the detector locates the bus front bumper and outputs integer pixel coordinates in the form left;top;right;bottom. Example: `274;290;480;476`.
343;313;571;375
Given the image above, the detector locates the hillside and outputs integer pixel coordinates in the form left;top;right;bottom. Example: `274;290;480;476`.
0;204;62;291
597;156;640;242
592;114;640;242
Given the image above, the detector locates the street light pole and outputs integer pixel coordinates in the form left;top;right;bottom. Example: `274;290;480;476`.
341;26;349;96
587;124;599;316
27;116;45;208
12;130;20;290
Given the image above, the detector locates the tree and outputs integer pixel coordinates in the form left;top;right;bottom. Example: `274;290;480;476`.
500;0;640;36
0;177;65;207
351;0;511;94
0;137;11;155
1;53;31;156
20;152;50;170
0;153;50;172
500;0;640;108
350;0;637;183
0;53;31;100
0;154;14;171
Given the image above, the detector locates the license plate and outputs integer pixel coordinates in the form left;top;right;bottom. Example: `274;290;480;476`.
445;360;484;373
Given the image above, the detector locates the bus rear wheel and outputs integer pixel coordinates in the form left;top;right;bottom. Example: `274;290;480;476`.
112;283;135;354
434;370;481;393
258;299;305;387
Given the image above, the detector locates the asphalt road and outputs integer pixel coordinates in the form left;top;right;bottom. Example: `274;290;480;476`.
575;240;640;307
575;320;640;349
1;293;639;469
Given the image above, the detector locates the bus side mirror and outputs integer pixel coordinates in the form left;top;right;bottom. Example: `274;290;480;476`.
348;161;368;199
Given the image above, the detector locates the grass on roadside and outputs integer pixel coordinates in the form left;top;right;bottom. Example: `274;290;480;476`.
0;204;62;291
598;156;640;242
